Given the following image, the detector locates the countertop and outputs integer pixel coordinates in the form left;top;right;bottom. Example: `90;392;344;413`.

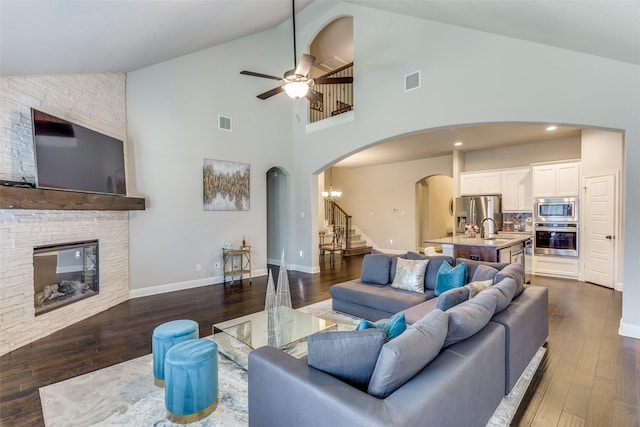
423;234;531;250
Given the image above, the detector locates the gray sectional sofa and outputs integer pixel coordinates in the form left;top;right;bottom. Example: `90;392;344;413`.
248;253;548;427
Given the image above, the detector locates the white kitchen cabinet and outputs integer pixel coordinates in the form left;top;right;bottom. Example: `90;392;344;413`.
501;168;532;212
460;171;501;195
499;242;525;264
532;162;580;197
532;254;579;278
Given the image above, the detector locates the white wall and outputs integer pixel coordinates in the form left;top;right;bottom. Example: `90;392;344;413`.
332;155;452;252
126;28;294;295
581;129;625;289
288;2;640;337
463;136;582;171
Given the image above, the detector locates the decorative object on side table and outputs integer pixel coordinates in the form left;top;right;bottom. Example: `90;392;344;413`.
465;223;480;237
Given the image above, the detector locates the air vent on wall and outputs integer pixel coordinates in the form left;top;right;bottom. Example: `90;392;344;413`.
218;115;232;132
404;71;421;92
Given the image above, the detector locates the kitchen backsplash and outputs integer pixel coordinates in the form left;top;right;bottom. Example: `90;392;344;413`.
502;212;533;232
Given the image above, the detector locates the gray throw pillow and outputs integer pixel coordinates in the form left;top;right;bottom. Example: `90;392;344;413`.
444;292;498;347
471;264;499;282
308;329;387;391
360;254;391;285
436;286;470;311
391;258;428;293
368;309;448;398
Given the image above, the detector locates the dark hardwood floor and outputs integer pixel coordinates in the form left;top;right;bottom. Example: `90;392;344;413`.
1;255;638;426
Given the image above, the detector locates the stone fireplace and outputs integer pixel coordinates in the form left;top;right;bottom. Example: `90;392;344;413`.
0;72;136;356
33;240;99;315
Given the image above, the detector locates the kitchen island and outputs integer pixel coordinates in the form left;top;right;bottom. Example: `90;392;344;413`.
424;234;531;263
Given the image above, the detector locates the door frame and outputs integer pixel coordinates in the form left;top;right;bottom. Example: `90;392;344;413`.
581;170;620;290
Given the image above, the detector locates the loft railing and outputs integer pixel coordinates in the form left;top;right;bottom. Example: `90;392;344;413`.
309;63;353;124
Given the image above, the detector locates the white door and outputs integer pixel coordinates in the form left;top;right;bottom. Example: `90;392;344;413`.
583;174;616;288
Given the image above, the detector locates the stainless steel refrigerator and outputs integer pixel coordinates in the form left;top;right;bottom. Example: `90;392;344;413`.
454;195;502;235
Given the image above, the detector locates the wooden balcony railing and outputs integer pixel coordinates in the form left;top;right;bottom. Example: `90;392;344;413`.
309;63;353;123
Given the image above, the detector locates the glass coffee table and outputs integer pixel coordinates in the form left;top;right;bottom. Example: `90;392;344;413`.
213;306;337;370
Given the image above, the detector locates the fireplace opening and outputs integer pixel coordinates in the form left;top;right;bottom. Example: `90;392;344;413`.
33;240;99;316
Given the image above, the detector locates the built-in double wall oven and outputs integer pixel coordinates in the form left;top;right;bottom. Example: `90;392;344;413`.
533;197;579;257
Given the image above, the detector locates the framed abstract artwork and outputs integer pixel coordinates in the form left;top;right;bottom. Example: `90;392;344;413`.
203;159;250;211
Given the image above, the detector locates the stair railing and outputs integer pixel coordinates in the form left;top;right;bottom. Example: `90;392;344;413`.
325;200;352;253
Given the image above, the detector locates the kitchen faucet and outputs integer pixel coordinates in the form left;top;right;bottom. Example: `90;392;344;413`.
480;217;499;238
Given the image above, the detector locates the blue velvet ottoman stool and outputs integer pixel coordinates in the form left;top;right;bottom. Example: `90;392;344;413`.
152;319;199;387
165;338;218;424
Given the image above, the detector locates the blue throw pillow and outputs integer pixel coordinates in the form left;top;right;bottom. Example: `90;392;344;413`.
356;313;407;340
434;261;467;296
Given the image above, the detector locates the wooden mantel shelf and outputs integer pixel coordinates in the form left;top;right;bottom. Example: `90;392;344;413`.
0;186;146;211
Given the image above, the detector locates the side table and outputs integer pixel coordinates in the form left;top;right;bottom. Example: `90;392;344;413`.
222;247;252;285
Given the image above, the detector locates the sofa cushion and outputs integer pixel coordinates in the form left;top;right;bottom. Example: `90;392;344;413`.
356;313;407;340
436;286;471;311
495;264;526;296
456;258;509;283
367;309;449;398
471;264;499;283
391;258;428;293
407;253;454;291
399;298;439;325
330;280;433;316
307;329;387;391
361;254;391;285
444;292;497;347
465;279;493;298
482;277;517;312
371;249;407;282
434;261;467;296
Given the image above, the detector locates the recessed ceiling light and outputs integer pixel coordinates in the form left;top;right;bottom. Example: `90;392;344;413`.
546;126;557;131
454;141;463;146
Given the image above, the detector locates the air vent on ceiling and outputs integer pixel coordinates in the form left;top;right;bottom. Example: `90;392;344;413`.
218;115;232;132
404;71;421;92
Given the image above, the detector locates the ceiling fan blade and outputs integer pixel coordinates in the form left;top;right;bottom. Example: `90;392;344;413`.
294;54;316;77
257;86;284;100
240;70;282;81
306;90;322;104
314;76;353;85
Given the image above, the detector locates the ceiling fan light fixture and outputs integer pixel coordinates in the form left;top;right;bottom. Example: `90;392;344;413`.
284;80;309;99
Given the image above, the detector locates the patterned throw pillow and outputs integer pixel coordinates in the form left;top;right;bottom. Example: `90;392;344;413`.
434;261;467;296
465;279;494;298
391;258;429;293
356;313;407;340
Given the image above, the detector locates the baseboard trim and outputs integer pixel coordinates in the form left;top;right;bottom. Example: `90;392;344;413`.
619;318;640;339
129;269;268;299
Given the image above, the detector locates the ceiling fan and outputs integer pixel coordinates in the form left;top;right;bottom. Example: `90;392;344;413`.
240;0;353;101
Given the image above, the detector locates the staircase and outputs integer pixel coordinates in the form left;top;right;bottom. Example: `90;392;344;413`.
324;200;372;257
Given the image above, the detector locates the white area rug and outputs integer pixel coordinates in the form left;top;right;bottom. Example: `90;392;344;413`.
39;300;544;426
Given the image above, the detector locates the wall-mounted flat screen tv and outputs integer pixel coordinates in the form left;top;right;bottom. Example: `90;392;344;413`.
31;109;126;195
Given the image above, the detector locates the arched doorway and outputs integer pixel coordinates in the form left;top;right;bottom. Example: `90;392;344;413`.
416;175;454;251
266;167;290;266
309;16;353;123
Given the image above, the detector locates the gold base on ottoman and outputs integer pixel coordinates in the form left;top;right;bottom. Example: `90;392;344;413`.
167;399;218;424
154;377;165;387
